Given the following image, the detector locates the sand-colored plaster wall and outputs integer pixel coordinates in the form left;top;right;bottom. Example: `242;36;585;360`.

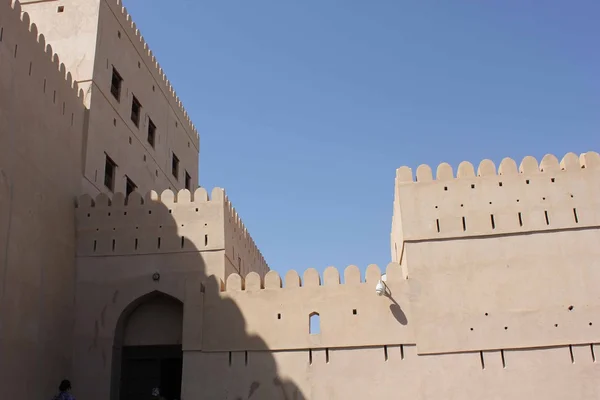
72;188;269;399
223;194;269;278
183;344;600;399
19;0;100;99
392;152;600;355
22;0;200;197
202;263;410;351
0;1;85;398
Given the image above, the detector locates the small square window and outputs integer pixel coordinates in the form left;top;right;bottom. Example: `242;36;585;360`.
126;176;136;197
104;154;117;192
148;118;156;148
57;6;65;13
185;171;191;190
131;95;141;127
172;153;179;179
111;67;123;101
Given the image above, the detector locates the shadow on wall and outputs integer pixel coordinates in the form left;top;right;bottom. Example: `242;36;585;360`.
76;191;306;400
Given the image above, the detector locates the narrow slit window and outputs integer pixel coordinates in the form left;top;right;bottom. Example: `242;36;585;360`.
490;214;496;229
325;348;330;363
204;234;208;246
131;95;141;127
480;351;485;369
244;351;248;366
147;118;156;148
157;237;161;249
181;236;185;248
29;62;32;76
172;153;179;179
309;312;320;335
309;350;313;365
400;345;405;360
125;177;136;198
111;67;123;101
228;352;232;367
462;216;466;231
93;240;97;252
104;154;117;192
0;27;3;42
134;238;138;250
573;208;579;223
384;345;388;361
501;350;506;368
518;212;523;226
544;210;550;225
591;344;596;363
112;239;116;252
14;44;17;58
185;170;192;191
436;219;440;233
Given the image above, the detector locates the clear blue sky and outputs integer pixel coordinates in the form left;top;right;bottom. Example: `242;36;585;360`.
124;0;599;279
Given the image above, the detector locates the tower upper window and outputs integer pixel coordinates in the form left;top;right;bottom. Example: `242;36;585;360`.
131;95;141;127
111;67;123;101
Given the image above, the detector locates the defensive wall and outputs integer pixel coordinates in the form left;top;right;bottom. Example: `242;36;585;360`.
391;151;600;356
72;187;270;399
184;263;600;399
21;0;200;197
223;196;269;278
75;187;267;275
72;164;600;399
0;0;86;398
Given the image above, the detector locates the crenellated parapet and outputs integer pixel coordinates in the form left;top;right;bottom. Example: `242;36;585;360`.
392;151;600;255
106;0;198;143
1;0;85;104
75;188;266;271
222;193;268;277
200;263;412;352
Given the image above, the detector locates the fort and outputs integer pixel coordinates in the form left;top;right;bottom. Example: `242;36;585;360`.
1;0;599;399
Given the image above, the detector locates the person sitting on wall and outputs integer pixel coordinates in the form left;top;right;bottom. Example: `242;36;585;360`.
52;379;76;400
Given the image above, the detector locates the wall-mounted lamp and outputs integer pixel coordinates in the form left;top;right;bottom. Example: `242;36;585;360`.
375;274;388;296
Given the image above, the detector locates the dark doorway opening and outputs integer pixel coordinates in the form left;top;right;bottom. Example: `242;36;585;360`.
120;345;182;400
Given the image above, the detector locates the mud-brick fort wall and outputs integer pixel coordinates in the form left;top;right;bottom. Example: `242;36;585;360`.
223;195;269;278
181;152;600;400
183;259;600;399
21;0;200;197
71;187;268;398
392;151;600;355
0;1;86;398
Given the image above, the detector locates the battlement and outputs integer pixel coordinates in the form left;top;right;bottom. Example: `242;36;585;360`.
395;151;600;184
75;188;267;272
216;263;401;292
201;263;413;352
106;0;199;142
1;1;85;103
392;151;600;255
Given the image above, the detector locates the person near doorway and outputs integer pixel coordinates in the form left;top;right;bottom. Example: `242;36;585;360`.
52;379;76;400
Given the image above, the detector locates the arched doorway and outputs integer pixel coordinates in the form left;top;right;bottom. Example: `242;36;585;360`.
112;292;183;400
